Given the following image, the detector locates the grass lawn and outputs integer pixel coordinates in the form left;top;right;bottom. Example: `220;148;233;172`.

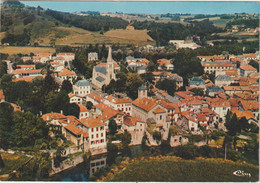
0;153;30;177
107;157;259;182
0;46;56;55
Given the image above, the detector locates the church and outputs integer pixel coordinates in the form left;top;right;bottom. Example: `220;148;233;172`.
92;47;117;89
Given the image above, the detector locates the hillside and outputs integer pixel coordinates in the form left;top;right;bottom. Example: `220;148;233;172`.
104;156;259;182
33;26;155;46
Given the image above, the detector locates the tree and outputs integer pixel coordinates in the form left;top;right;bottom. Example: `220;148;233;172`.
108;119;117;135
126;73;143;99
155;79;176;96
0;154;4;168
86;101;93;110
248;60;259;72
190;88;204;96
118;131;131;148
0;61;7;78
61;80;72;93
225;113;239;136
12;111;49;147
0;102;14;149
238;117;250;132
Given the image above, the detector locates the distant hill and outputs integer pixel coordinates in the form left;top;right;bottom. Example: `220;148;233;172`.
1;1;154;46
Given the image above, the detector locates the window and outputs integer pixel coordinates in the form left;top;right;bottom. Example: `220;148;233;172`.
101;133;103;137
160;115;162;120
96;127;99;131
91;128;94;132
96;140;99;144
96;134;98;138
101;139;104;143
100;126;103;130
223;107;226;110
91;135;94;138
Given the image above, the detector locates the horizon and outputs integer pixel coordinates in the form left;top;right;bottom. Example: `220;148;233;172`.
21;1;259;15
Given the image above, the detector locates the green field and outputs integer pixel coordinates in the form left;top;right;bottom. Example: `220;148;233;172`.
0;153;31;180
105;156;259;182
212;18;231;28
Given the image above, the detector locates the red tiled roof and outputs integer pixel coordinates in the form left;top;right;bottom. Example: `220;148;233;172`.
80;117;105;128
77;104;89;112
16;65;35;68
64;124;83;136
58;68;76;76
0;90;5;100
240;100;259;111
87;93;103;103
240;65;257;71
123;115;143;126
12;69;42;75
132;97;157;112
153;106;166;114
41;112;66;121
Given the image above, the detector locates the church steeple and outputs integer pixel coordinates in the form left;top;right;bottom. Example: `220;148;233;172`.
107;46;114;63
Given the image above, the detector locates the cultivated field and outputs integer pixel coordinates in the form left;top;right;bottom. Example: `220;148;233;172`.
0;46;56;55
34;26;155;46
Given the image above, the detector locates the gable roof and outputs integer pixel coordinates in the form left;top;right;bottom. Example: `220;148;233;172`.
80;117;105;128
96;76;105;82
75;79;91;87
132;97;157;112
58;68;76;76
41;112;66;121
240;65;257;71
87;93;103;103
215;75;233;81
94;66;107;75
123;115;144;126
153;106;166;114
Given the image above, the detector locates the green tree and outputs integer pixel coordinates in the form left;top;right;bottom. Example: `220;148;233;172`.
225;114;240;136
61;80;72;93
0;102;14;149
190;88;204;96
0;154;4;168
126;73;143;99
225;113;239;136
248;60;259;72
86;101;93;110
156;79;176;96
0;61;7;78
238;117;250;132
108;119;117;135
12;111;49;147
118;131;131;148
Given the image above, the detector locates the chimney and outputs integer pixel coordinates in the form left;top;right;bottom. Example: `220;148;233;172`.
68;119;70;123
60;110;63;114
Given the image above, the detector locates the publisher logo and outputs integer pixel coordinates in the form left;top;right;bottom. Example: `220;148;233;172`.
233;170;251;177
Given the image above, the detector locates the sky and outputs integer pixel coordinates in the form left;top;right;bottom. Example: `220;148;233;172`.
21;1;259;15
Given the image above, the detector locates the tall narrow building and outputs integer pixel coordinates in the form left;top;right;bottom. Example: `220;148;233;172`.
92;47;117;89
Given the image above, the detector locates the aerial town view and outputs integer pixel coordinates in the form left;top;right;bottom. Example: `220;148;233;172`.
0;1;259;182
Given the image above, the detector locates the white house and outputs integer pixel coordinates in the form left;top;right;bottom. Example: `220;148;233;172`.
73;80;92;97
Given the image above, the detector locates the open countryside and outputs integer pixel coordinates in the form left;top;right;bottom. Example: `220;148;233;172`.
0;1;259;182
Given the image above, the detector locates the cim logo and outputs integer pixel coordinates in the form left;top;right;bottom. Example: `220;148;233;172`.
233;170;251;177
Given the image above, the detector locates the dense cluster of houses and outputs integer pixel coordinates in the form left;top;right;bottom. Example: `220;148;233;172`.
2;47;259;155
